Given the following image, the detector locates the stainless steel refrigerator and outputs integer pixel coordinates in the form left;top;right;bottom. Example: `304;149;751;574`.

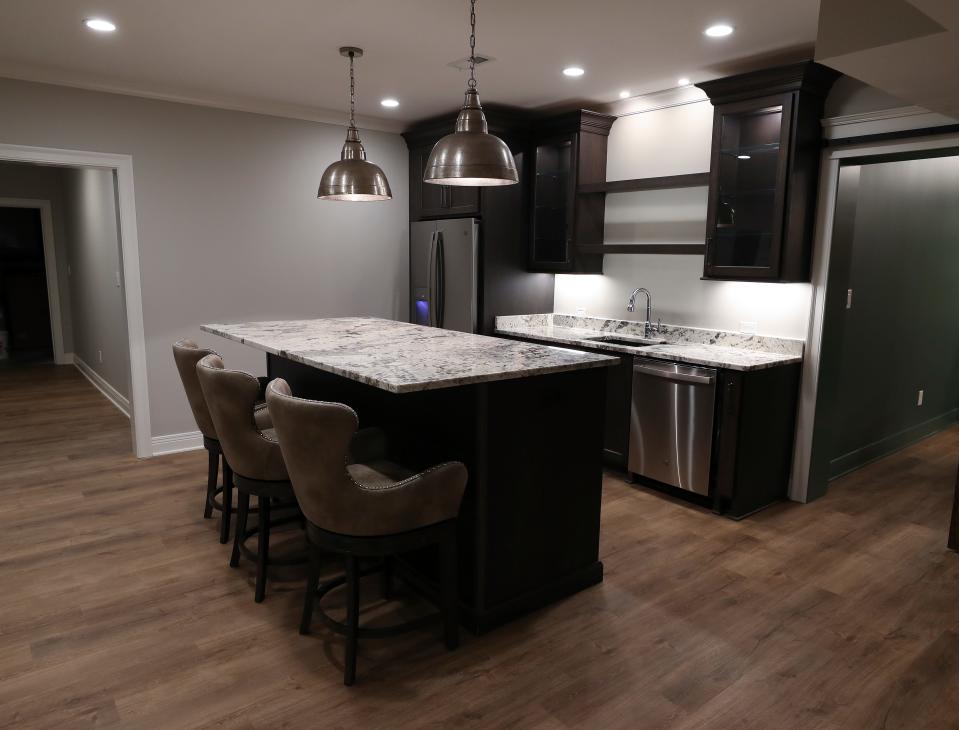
410;218;479;333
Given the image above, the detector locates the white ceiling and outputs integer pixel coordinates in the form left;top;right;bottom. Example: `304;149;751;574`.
0;0;820;132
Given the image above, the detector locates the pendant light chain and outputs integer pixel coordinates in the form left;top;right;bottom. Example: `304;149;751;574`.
468;0;477;90
348;51;357;128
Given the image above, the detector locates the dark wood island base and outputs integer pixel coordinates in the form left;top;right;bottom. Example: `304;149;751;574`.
268;354;607;634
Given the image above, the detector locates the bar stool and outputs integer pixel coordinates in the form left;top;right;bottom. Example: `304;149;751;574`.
172;339;271;543
196;353;301;602
265;378;467;686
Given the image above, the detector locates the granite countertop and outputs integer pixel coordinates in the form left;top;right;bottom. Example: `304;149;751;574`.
494;314;804;372
201;317;617;393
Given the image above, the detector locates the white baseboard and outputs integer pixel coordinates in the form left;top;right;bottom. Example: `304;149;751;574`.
152;430;203;456
73;355;131;418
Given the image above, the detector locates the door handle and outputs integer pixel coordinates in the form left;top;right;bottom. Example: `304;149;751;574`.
427;231;437;327
633;364;716;385
436;231;446;328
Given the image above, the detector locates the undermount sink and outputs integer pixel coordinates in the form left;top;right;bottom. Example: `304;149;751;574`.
582;335;665;348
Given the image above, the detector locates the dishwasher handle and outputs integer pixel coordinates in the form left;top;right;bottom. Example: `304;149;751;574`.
633;362;716;386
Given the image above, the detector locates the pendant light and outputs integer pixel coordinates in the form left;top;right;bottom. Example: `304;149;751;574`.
318;47;392;201
423;0;518;187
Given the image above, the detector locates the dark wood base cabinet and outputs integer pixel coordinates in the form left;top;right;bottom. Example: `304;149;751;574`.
712;364;801;519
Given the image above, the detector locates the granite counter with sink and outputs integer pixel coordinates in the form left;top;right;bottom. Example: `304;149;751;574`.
494;314;804;371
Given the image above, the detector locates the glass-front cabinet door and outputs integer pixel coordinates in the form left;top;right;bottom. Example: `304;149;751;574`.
529;134;576;271
704;94;793;279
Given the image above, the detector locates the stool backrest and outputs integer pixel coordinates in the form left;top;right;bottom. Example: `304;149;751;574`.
196;354;287;481
172;339;218;440
265;378;362;532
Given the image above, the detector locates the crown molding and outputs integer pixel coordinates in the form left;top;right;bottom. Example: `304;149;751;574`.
0;62;405;134
821;104;956;139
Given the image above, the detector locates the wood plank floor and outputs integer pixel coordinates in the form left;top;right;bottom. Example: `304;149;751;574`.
2;364;958;729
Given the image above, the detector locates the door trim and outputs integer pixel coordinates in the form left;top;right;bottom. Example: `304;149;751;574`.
0;197;68;365
0;143;151;458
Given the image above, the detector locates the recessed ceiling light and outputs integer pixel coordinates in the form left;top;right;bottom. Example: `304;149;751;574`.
678;77;691;86
380;98;399;108
619;90;630;99
737;154;751;160
704;24;734;37
563;67;585;77
83;18;116;32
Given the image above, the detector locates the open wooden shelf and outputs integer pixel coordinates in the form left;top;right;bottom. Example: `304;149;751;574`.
577;244;706;256
578;172;709;195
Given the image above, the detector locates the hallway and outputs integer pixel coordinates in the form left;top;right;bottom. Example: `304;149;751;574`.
1;364;958;728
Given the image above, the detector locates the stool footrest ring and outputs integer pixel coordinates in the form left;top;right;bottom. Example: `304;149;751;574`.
312;572;441;639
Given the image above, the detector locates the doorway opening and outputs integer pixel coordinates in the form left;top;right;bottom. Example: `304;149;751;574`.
0;145;149;457
801;139;959;501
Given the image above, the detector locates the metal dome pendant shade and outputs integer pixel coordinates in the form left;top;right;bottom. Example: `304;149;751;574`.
424;0;518;187
318;47;392;202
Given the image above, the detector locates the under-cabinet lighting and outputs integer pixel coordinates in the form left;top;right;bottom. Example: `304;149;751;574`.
563;66;585;77
619;90;631;99
380;98;400;108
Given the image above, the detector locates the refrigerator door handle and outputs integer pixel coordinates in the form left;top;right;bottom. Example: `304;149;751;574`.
427;231;437;327
436;231;446;328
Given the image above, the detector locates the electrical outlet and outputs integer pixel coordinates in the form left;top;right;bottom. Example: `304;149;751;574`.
574;308;586;317
917;389;924;406
98;350;103;364
740;321;758;335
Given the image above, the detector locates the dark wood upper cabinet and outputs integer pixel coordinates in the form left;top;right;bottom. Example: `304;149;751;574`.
528;110;615;274
407;143;480;220
698;62;840;282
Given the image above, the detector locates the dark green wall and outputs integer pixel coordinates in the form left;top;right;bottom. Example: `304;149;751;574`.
829;154;959;478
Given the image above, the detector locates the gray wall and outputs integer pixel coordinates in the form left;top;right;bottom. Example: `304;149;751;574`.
60;167;130;398
829;154;959;477
0;77;410;441
0;161;73;352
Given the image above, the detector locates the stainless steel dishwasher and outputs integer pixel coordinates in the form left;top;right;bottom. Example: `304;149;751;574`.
628;357;717;495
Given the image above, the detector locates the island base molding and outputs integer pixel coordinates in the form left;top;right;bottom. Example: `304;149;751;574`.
267;355;607;634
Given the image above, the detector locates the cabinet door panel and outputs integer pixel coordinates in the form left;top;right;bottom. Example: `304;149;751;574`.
411;145;448;219
529;133;576;270
704;93;793;279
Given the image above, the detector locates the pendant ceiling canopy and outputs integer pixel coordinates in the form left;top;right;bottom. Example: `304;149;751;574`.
423;0;518;187
318;47;392;202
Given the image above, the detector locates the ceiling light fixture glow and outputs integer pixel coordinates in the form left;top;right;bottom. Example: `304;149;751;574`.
563;66;585;77
737;154;751;160
380;98;399;108
83;18;116;32
619;90;630;99
677;77;691;86
704;24;734;37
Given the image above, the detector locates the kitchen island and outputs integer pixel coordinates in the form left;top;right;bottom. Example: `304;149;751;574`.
202;317;617;633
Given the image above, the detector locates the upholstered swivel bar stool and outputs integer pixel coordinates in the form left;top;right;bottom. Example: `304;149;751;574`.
266;378;467;686
172;340;272;543
196;354;301;602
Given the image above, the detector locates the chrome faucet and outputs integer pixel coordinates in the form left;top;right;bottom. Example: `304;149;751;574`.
626;287;658;339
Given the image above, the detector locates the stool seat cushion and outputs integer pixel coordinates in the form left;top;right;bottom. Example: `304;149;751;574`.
347;459;414;490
